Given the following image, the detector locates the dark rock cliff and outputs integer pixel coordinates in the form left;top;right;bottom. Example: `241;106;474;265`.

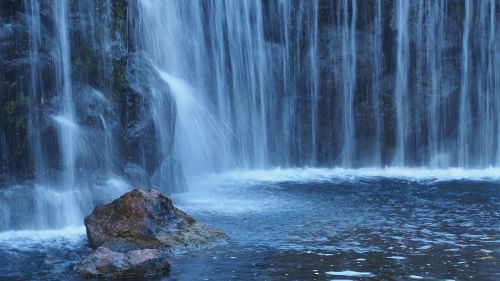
0;0;183;190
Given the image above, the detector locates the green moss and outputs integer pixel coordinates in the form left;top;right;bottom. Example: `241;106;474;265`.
112;59;126;99
3;100;16;117
2;95;27;129
113;0;127;39
74;55;93;77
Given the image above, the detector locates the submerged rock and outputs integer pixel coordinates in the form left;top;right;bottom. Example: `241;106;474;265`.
76;247;170;278
84;189;228;251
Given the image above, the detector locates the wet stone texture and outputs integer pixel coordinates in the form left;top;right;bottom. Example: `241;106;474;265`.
77;188;228;278
84;189;228;251
76;247;170;278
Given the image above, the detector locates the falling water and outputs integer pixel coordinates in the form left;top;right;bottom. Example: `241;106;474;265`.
458;0;472;167
372;0;383;166
426;1;446;168
132;0;500;171
1;0;500;231
476;0;498;166
309;2;319;165
157;71;232;176
25;0;44;180
0;0;128;230
51;1;84;227
394;0;409;166
53;1;77;188
340;0;357;167
493;1;500;165
136;0;274;174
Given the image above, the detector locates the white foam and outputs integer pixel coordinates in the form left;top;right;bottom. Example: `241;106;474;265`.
0;226;86;244
176;166;500;214
325;270;373;277
191;167;500;187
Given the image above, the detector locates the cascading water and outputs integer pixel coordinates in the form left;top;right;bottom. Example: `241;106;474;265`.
0;0;499;232
394;0;409;166
425;1;446;168
26;0;44;180
157;71;232;176
371;0;383;166
340;0;357;167
458;0;472;167
134;0;500;171
0;0;130;231
53;1;76;188
135;0;275;175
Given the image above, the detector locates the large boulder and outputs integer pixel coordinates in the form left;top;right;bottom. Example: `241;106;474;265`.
76;247;170;278
84;189;228;251
78;189;228;278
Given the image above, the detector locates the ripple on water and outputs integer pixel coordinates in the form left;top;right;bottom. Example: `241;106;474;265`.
325;270;374;277
387;256;407;260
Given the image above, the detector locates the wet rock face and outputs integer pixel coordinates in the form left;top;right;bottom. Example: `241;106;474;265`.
76;247;170;278
119;51;185;192
84;189;228;251
0;0;184;192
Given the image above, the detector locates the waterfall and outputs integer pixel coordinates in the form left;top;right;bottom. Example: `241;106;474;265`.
309;1;320;165
26;0;44;180
1;0;500;231
459;0;472;167
133;0;500;171
136;0;274;174
493;1;500;165
53;1;77;187
426;1;446;168
0;0;128;231
340;0;357;167
372;0;383;166
51;1;83;226
157;71;232;176
476;0;499;166
394;0;409;166
276;1;320;166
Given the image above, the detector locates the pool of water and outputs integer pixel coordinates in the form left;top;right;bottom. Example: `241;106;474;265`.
1;169;499;280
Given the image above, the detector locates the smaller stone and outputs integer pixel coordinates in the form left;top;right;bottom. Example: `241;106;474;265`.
76;247;170;278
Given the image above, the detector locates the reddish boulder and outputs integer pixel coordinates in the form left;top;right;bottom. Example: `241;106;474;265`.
78;189;228;278
76;247;170;278
84;189;228;250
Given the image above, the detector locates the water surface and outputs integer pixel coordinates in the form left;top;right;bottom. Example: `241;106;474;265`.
1;169;499;280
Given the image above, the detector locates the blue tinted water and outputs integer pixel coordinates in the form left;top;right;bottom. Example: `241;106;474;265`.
1;171;499;280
